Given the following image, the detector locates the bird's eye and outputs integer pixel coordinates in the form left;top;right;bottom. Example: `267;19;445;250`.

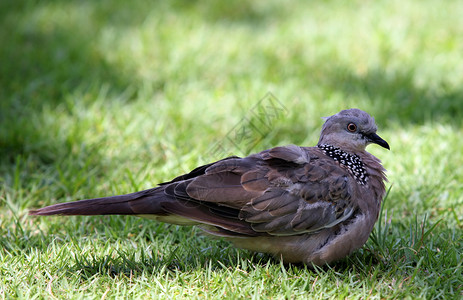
347;123;357;132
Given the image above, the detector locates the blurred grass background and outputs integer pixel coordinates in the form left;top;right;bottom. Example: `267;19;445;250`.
1;0;462;298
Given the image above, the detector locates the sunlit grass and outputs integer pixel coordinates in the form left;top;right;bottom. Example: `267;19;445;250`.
1;0;462;298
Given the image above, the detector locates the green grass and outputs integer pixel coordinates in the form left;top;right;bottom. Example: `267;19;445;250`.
1;0;463;298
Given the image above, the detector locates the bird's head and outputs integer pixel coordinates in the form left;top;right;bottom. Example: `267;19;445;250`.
317;108;390;152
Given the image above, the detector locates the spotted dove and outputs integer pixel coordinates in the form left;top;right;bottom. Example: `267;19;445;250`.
30;108;389;265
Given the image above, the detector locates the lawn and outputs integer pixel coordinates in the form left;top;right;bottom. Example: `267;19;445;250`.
1;0;462;298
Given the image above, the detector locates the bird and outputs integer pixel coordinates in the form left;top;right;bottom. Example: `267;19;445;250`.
29;108;389;266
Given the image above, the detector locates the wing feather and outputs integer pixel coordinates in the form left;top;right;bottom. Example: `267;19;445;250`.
159;145;357;237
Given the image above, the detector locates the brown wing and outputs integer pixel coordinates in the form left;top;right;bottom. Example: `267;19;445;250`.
238;161;354;236
165;145;355;237
31;145;355;238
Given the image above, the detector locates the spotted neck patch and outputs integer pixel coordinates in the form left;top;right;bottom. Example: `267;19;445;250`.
317;144;368;185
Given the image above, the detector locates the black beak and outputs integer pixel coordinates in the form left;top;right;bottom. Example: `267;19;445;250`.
367;133;390;150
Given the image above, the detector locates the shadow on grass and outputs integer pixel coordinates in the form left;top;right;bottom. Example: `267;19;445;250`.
67;246;272;279
64;247;386;279
325;67;463;127
169;0;290;26
0;2;132;166
271;58;463;128
0;0;282;166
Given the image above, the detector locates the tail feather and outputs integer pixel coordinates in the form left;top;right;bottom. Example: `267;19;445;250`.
29;187;166;216
28;182;261;237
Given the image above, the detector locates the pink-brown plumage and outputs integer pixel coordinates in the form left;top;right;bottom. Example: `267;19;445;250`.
30;108;389;265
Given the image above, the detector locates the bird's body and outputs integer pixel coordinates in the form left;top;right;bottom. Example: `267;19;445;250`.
30;109;389;266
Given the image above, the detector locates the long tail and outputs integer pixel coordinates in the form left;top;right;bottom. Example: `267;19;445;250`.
28;187;167;216
29;185;258;236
